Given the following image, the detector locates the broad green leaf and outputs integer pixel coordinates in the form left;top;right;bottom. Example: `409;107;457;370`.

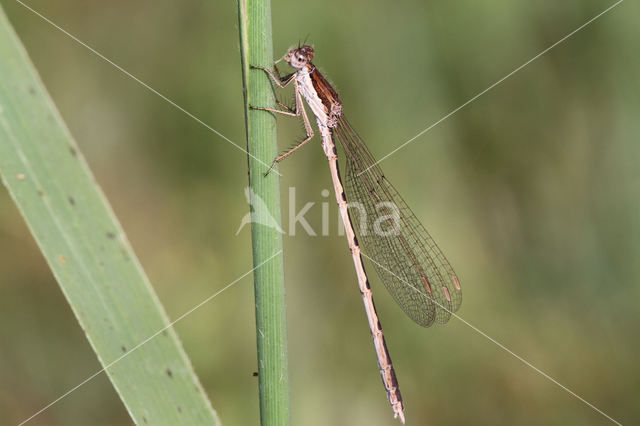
0;6;219;425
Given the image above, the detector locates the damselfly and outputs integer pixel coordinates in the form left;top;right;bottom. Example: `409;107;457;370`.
251;45;462;423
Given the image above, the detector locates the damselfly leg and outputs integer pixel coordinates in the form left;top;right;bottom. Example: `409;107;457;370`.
251;66;316;175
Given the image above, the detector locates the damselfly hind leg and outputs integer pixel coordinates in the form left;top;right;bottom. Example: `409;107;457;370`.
275;99;295;113
265;130;315;176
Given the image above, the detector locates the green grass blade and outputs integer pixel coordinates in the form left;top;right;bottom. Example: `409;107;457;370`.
237;1;290;424
0;7;219;425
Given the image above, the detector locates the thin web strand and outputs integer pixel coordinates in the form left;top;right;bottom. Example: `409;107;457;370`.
360;252;622;426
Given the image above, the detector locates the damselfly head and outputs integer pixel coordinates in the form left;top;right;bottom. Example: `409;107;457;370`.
285;45;314;70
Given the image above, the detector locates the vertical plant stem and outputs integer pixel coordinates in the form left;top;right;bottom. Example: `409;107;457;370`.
237;1;290;425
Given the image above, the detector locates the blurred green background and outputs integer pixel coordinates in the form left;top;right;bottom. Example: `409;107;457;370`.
1;0;638;424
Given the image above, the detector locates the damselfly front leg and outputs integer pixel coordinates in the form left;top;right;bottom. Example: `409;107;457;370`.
251;65;295;88
250;65;316;175
252;66;297;113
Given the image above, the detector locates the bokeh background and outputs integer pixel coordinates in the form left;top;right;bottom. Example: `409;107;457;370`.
1;0;638;424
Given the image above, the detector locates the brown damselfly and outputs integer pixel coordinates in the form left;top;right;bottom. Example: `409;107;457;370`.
251;45;462;423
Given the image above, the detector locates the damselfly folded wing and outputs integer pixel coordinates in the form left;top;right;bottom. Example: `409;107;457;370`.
334;116;462;327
